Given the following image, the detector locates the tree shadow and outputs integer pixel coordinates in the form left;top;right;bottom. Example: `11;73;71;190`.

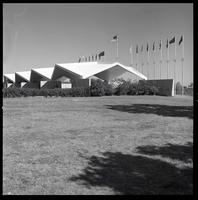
106;104;193;119
136;142;193;163
70;151;193;194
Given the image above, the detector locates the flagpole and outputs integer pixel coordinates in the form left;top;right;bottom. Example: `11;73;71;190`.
153;43;155;80
167;42;169;79
174;37;177;93
130;45;133;66
141;47;144;74
147;47;149;80
137;52;139;81
182;35;184;95
116;37;119;61
160;40;162;79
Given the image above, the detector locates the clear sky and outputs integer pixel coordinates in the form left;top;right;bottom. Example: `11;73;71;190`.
3;3;193;86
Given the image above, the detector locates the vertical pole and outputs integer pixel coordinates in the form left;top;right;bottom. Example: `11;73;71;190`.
137;52;139;81
174;37;177;93
167;43;169;79
116;37;118;61
147;49;149;80
160;40;162;79
130;45;133;66
182;35;184;95
142;49;144;74
153;48;155;80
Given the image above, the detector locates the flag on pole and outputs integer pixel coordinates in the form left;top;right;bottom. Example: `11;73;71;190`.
146;43;149;51
169;37;175;44
99;51;105;59
159;40;162;50
166;39;169;48
179;35;183;45
111;35;118;42
136;45;138;54
153;42;155;51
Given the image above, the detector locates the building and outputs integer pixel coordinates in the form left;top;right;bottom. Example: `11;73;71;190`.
3;61;147;89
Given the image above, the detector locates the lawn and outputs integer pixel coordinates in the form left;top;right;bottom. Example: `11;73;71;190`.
3;95;193;195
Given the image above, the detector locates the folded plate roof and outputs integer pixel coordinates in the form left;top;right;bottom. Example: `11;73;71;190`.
32;67;54;80
56;62;147;80
15;71;31;82
4;73;15;82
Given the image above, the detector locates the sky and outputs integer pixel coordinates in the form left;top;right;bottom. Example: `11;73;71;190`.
3;3;193;86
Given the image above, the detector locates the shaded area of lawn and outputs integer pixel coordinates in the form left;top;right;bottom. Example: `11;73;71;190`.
70;143;193;195
106;104;193;119
136;142;193;163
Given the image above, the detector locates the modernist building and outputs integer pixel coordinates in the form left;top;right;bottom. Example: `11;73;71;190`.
3;61;147;89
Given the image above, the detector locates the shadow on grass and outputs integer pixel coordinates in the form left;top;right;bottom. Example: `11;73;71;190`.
70;151;193;194
136;142;193;163
106;104;193;119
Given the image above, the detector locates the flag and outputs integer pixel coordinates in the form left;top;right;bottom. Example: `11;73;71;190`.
159;40;162;50
99;51;105;59
111;35;118;42
153;42;155;51
179;36;183;45
146;43;149;51
136;45;138;54
166;39;169;48
141;45;143;52
169;37;175;44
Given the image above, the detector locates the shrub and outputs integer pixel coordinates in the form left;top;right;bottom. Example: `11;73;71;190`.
114;79;131;95
103;81;114;96
127;82;138;95
90;79;105;96
176;82;182;95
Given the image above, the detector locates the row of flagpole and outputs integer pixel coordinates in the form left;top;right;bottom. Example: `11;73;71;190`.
129;35;184;94
77;34;184;95
78;51;105;62
78;35;119;63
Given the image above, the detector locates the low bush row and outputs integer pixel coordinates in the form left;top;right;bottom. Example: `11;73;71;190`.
3;79;159;98
3;87;90;98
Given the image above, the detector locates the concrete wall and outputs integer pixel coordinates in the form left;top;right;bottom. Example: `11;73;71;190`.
139;79;174;96
71;79;90;88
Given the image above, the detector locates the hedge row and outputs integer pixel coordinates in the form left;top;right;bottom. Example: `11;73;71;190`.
3;79;159;98
3;87;90;98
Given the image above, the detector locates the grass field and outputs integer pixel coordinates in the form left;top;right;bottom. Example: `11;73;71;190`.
3;95;193;195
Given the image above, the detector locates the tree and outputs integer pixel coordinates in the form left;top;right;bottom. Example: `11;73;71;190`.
188;82;193;88
176;82;182;95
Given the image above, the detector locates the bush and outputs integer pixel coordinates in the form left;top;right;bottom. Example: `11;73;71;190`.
114;79;131;95
90;79;105;96
176;82;182;95
127;82;138;95
3;79;160;98
3;87;90;98
103;81;114;96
